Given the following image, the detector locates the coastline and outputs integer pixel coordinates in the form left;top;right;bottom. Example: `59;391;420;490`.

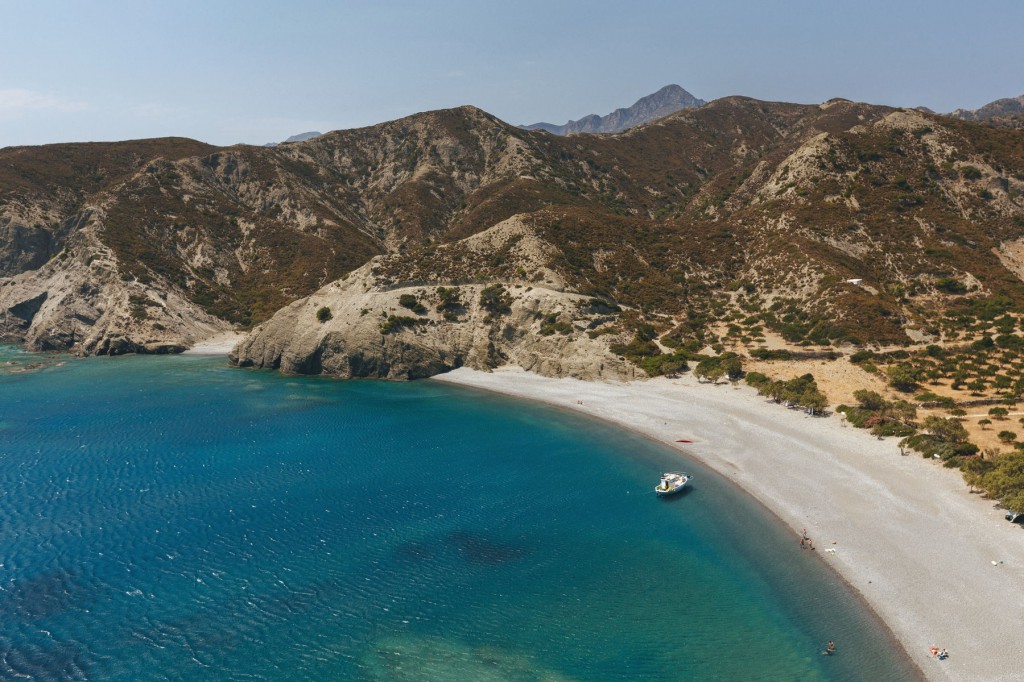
433;366;1024;682
182;331;246;356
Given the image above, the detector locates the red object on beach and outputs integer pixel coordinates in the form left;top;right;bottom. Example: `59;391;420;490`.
675;439;693;443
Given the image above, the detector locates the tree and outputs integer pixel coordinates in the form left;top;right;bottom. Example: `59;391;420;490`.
891;400;918;424
989;407;1009;420
853;390;887;412
316;306;332;323
998;431;1018;444
436;286;464;320
887;363;922;392
479;284;512;319
922;416;969;444
962;455;995;493
721;353;744;381
970;451;1024;512
802;390;829;415
978;418;992;430
694;357;726;384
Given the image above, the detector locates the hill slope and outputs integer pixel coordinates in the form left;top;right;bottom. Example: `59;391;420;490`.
232;98;1024;378
2;97;1024;373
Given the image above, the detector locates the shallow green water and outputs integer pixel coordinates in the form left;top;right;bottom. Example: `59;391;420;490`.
0;348;917;680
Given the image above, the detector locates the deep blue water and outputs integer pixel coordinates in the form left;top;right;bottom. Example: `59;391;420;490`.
0;347;918;681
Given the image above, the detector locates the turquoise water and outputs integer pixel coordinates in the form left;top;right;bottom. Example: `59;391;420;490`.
0;348;918;681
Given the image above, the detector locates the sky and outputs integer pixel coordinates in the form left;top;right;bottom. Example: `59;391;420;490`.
2;0;1023;147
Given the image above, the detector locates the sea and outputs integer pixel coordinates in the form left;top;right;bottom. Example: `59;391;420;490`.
0;347;919;681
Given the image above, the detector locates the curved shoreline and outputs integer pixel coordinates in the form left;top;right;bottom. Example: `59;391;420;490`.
432;367;1024;682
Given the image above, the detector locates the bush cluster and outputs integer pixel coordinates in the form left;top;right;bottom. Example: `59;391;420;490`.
479;284;512;319
398;294;428;315
380;315;426;334
747;372;828;414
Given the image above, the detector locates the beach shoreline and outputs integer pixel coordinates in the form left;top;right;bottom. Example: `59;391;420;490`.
433;366;1024;682
182;331;246;356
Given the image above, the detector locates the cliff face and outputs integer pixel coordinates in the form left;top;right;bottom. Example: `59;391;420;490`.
231;217;634;381
0;217;230;353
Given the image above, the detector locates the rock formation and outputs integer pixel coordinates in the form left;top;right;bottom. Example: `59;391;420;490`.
231;217;634;380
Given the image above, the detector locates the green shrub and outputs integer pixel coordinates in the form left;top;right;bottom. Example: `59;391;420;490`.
381;315;425;334
960;165;982;180
316;306;332;323
540;318;573;336
638;352;689;377
887;363;923;392
750;348;794;360
611;336;660;361
436;287;464;321
849;349;877;364
480;284;512;318
745;371;771;388
935;277;968;295
398;294;427;315
693;353;743;384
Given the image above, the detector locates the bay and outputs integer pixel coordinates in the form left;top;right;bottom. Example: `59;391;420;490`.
0;348;917;680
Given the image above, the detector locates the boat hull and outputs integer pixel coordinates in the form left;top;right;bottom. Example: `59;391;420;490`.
654;472;690;496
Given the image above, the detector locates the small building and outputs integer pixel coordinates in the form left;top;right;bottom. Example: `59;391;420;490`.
846;278;864;286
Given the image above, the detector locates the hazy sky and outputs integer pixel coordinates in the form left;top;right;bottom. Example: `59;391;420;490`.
2;0;1023;147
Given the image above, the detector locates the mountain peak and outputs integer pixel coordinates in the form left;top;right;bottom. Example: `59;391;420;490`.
947;94;1024;123
522;84;705;136
264;131;322;147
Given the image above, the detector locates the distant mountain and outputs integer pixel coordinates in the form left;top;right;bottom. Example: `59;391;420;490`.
947;95;1024;127
283;131;322;143
263;131;322;147
523;84;705;135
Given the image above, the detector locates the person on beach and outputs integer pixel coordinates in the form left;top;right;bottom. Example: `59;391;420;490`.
930;645;940;657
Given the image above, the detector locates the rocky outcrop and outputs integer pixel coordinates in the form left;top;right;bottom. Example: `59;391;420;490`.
231;275;632;381
231;218;633;381
0;218;231;354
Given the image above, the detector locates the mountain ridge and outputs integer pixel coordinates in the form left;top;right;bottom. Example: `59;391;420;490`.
1;97;1023;376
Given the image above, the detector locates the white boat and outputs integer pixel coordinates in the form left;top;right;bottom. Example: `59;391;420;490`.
655;471;691;496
